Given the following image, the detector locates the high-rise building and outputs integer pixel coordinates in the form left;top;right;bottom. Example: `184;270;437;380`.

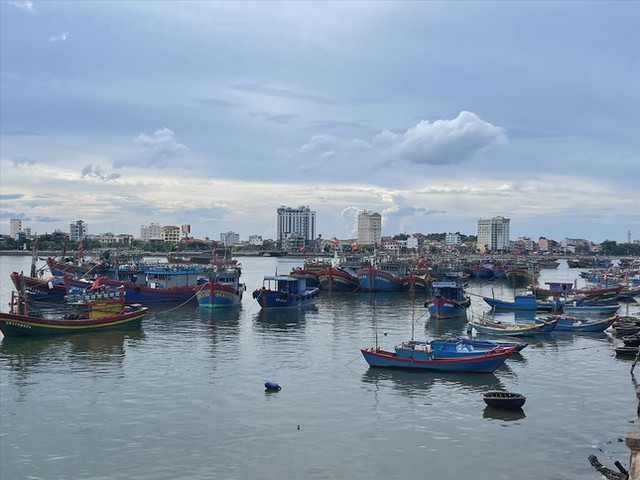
161;225;180;244
357;210;382;246
69;220;87;241
477;216;510;251
9;219;22;237
140;223;163;241
277;205;316;244
220;231;240;246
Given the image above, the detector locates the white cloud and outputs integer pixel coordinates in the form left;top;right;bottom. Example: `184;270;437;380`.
12;154;37;167
9;1;35;13
385;111;507;165
381;193;444;234
81;164;121;182
48;32;69;42
294;112;506;169
114;127;189;169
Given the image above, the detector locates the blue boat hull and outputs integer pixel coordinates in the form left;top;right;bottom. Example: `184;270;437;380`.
427;298;469;318
253;289;319;309
196;287;243;308
357;273;403;292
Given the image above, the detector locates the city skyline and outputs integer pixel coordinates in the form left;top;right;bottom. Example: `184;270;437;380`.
1;2;639;243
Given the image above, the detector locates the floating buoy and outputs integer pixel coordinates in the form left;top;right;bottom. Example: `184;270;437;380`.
264;381;282;391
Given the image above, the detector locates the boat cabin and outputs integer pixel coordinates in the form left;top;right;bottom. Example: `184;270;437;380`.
431;281;465;301
262;275;308;294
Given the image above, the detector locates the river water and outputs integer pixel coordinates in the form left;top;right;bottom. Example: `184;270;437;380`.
1;255;638;480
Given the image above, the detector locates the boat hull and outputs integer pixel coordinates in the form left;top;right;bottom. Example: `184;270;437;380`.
468;318;557;336
360;347;513;373
96;279;201;303
253;288;319;309
196;284;243;308
0;308;147;337
318;268;359;292
427;297;470;318
551;315;618;332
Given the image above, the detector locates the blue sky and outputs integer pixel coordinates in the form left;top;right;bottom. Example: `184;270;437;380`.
1;1;638;243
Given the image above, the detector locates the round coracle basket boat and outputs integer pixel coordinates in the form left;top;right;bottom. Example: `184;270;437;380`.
483;391;526;410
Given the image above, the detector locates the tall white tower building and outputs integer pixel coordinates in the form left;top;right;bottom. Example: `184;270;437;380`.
277;205;316;244
357;210;382;246
477;216;510;251
9;219;22;237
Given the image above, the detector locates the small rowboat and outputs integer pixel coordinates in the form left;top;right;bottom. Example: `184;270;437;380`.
615;346;639;358
468;316;557;336
483;391;526;409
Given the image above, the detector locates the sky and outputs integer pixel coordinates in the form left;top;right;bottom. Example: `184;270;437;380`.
1;1;639;244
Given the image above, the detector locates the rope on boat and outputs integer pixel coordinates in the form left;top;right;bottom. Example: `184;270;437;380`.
155;282;210;313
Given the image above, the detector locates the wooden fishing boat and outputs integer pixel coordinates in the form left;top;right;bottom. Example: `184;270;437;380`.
0;291;147;337
317;266;360;292
454;337;528;352
562;303;619;315
548;314;618;332
483;391;526;409
360;344;515;373
412;339;518;359
426;280;471;318
468;316;557;336
196;269;245;308
10;271;93;301
252;276;319;309
483;294;563;312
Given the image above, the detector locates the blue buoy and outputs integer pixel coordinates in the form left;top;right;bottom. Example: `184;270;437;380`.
264;381;282;391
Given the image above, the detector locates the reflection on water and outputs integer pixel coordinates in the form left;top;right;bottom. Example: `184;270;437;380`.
254;305;318;328
483;406;526;422
0;329;146;398
360;368;505;397
196;305;242;325
425;314;468;337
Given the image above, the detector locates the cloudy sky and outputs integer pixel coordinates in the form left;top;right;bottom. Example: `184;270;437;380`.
1;1;638;243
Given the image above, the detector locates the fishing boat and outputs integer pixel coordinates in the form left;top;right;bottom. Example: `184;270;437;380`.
483;294;563;312
503;267;535;288
10;271;93;301
360;344;516;373
532;283;622;300
412;339;518;359
547;314;618;332
426;280;471;318
482;391;526;409
468;316;558;336
90;264;207;303
400;272;430;292
562;303;619;315
0;291;147;337
456;337;528;352
252;276;319;309
357;261;408;293
317;266;360;292
196;269;245;308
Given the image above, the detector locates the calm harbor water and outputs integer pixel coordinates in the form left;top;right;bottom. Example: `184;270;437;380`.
1;255;639;480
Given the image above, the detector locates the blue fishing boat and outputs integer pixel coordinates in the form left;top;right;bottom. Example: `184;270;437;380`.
548;314;618;332
483;294;563;312
196;269;245;308
406;339;516;359
426;280;471;318
562;303;619;315
357;261;407;293
91;265;207;303
360;344;515;373
456;337;528;352
252;276;319;309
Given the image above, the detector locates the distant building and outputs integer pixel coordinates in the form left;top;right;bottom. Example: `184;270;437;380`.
477;216;510;251
161;225;180;244
248;235;263;246
24;227;32;236
70;220;87;242
220;231;240;246
140;223;163;241
9;219;22;237
277;205;316;247
445;232;461;245
357;210;382;246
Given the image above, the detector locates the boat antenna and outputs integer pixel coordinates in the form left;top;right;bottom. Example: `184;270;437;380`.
374;297;379;351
